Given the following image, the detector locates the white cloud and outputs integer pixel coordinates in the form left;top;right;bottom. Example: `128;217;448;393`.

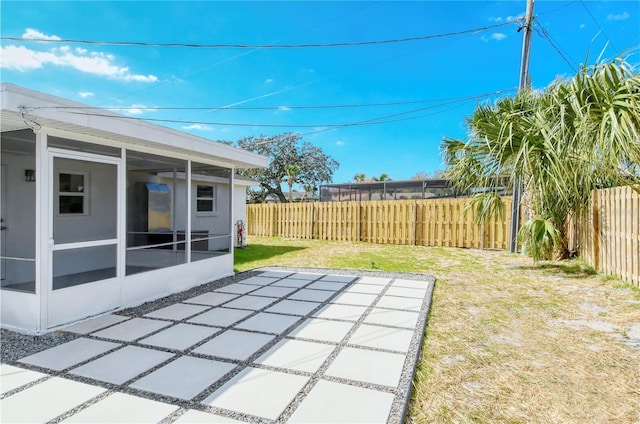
579;23;586;29
183;124;213;131
108;104;150;115
277;106;291;111
607;11;629;21
22;28;60;41
265;78;274;84
335;141;345;146
78;91;93;98
0;28;158;82
489;13;524;24
482;32;507;42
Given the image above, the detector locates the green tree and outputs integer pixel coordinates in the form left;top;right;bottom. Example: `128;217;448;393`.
442;58;640;261
372;173;391;182
353;173;366;182
237;133;339;203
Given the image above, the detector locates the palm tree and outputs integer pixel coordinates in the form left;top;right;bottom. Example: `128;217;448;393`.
443;58;640;261
372;173;391;182
285;164;300;202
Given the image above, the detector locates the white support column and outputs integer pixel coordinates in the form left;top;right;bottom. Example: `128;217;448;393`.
118;148;126;301
186;160;192;263
230;167;235;249
35;130;49;333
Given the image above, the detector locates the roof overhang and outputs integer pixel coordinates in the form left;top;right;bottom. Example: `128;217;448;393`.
1;83;269;169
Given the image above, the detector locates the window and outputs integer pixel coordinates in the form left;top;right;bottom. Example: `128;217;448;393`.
196;184;216;214
58;172;88;215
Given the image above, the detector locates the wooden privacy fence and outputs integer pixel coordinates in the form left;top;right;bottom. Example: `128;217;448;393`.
573;186;639;287
247;197;513;250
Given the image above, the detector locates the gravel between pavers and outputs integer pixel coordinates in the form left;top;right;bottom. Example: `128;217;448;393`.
1;267;435;424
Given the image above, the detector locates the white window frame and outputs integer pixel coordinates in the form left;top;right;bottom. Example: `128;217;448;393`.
195;183;217;215
57;170;89;216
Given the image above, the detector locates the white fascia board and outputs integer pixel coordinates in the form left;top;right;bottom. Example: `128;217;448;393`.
1;83;268;169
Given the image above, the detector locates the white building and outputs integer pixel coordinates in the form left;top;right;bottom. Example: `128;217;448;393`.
0;83;268;334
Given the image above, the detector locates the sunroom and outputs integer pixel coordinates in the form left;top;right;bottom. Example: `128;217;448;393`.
0;83;268;334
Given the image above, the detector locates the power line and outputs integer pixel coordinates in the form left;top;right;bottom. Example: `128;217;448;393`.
537;1;578;16
578;0;620;54
1;22;514;49
43;90;513;130
34;91;515;112
534;22;578;73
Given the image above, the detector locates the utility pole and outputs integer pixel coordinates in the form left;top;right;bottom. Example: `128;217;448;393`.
509;0;535;253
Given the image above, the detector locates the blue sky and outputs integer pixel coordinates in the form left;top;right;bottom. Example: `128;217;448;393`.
1;1;638;185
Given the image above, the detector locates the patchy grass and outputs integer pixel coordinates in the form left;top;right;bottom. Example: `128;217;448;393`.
236;237;640;423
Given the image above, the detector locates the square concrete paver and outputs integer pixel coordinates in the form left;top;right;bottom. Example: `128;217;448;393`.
183;292;238;307
239;276;278;286
365;308;420;329
376;294;424;311
392;278;430;289
266;299;321;316
325;347;406;387
354;276;391;286
62;392;177;423
193;330;274;360
62;314;130;335
0;377;105;423
313;304;367;321
19;338;119;371
306;281;348;291
144;303;210;321
131;356;235;400
92;318;172;342
288;380;395;423
385;286;427;299
289;272;324;280
187;308;253;327
139;323;219;351
0;364;47;394
174;410;245;423
215;284;257;295
319;274;357;283
250;285;298;298
331;292;378;306
223;295;278;311
202;367;308;420
289;318;354;343
234;312;300;334
70;346;173;385
289;289;335;302
255;339;335;373
344;283;386;295
271;278;312;288
348;324;414;353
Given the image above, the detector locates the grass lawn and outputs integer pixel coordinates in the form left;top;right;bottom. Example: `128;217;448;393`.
235;236;640;423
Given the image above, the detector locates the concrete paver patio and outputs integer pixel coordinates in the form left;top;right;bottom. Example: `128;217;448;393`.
1;268;434;423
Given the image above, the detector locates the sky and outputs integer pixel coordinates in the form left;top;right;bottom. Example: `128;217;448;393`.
1;1;639;187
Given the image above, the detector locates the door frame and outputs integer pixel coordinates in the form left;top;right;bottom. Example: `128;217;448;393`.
46;148;124;328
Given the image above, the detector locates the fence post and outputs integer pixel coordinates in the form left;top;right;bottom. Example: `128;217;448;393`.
592;189;599;269
412;201;417;246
